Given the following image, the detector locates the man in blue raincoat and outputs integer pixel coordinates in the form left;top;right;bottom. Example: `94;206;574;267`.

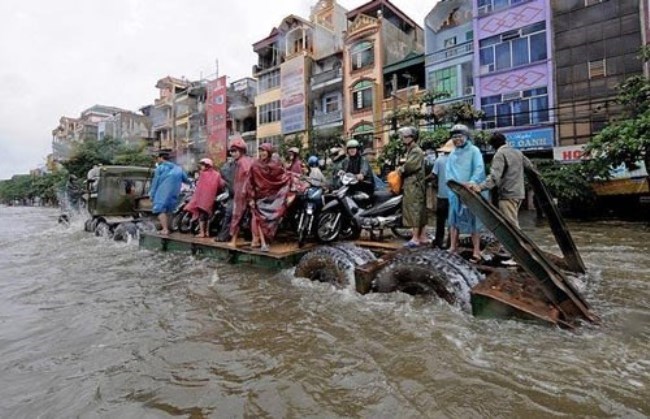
149;151;190;235
445;124;486;263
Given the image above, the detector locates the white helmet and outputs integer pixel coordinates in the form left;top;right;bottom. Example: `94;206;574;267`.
450;124;470;137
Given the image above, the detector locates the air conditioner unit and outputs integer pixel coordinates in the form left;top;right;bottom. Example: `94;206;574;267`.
480;65;492;75
502;91;523;101
464;86;475;96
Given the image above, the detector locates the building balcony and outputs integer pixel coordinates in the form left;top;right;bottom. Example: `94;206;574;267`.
152;119;172;131
311;68;343;91
426;42;473;67
229;130;257;141
313;110;343;127
229;102;256;120
154;97;173;107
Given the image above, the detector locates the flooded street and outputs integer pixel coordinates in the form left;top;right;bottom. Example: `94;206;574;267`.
0;206;648;418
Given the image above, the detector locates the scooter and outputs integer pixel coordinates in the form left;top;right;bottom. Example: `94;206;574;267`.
294;177;326;247
316;173;411;243
170;185;195;232
178;189;231;235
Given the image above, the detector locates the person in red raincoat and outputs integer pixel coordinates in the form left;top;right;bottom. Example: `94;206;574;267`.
286;146;303;176
228;137;254;247
248;142;292;252
185;158;225;238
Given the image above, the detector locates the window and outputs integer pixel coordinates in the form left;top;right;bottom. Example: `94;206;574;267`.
352;124;374;146
481;87;549;129
444;37;457;48
323;93;341;113
588;59;606;79
258;135;282;153
478;0;530;16
258;70;280;93
431;67;458;97
258;100;281;125
479;21;546;74
352;81;373;111
351;41;374;71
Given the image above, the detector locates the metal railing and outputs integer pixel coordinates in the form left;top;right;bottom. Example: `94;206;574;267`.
311;68;343;87
313;110;343;127
426;42;473;66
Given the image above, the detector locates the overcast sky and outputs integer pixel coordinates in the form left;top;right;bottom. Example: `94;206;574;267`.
0;0;436;179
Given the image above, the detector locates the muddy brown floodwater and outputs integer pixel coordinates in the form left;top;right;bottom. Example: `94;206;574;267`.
0;206;648;418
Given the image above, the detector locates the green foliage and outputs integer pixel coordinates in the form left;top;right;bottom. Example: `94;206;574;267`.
420;127;451;151
534;159;596;212
310;126;344;158
379;133;405;168
0;170;68;206
279;134;305;159
583;46;650;178
62;136;153;179
584;112;650;178
443;101;485;126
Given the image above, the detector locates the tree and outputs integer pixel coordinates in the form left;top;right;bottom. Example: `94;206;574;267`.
583;47;650;178
310;126;344;158
62;136;153;178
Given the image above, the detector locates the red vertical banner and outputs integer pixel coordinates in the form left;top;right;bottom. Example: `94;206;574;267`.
207;76;228;163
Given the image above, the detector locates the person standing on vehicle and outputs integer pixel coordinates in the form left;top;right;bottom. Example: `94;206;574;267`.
185;158;225;238
286;147;303;176
432;140;454;249
214;157;235;242
247;143;292;252
339;139;374;195
471;132;533;229
446;124;486;263
228;137;254;247
150;151;190;235
397;126;427;248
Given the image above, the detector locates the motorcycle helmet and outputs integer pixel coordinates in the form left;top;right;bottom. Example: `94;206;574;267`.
307;155;319;167
346;139;360;149
450;124;470;137
398;126;419;141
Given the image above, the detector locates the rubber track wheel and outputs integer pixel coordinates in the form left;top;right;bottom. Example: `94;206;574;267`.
333;242;377;266
295;247;356;288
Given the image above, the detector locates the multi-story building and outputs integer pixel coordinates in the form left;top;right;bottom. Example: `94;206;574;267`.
227;77;258;156
424;0;475;116
252;0;348;152
474;0;555;155
150;76;191;151
97;110;151;146
51;105;128;161
309;0;349;147
553;0;644;147
342;0;424;150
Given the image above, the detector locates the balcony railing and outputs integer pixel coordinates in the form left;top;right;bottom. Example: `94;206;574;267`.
426;42;473;66
152;119;172;130
313;110;343;127
311;68;343;88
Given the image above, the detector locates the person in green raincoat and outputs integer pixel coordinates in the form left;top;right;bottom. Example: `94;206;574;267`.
397;126;427;247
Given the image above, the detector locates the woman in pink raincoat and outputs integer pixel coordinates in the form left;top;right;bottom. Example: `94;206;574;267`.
185;158;225;238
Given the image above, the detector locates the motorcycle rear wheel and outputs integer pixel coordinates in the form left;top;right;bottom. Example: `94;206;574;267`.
316;211;340;243
178;212;195;234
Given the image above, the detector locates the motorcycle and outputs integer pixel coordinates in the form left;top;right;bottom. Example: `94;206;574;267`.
178;189;231;236
170;185;195;232
294;177;326;247
316;173;411;243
